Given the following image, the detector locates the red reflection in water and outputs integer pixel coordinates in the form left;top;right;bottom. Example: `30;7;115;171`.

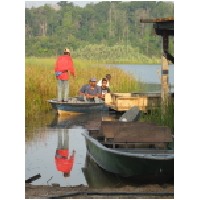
54;130;75;177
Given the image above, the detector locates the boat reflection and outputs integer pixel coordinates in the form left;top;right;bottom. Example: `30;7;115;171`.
50;114;80;129
83;155;125;188
49;111;118;129
55;129;75;177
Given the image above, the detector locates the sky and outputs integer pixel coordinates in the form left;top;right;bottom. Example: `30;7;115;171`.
25;1;100;8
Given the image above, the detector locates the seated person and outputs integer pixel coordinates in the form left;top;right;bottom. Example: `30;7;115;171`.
79;80;91;96
97;74;111;88
100;78;111;101
78;79;92;101
85;78;101;102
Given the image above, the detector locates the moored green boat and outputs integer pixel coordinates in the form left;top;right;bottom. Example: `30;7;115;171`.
83;121;174;180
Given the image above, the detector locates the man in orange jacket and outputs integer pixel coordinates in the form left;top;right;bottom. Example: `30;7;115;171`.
54;48;76;102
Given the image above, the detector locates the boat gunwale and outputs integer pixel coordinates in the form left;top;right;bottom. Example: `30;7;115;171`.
83;132;174;160
47;99;105;106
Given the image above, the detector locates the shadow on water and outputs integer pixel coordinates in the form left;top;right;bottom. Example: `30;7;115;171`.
25;111;173;188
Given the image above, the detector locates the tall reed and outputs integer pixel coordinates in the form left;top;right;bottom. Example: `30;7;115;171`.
141;100;174;133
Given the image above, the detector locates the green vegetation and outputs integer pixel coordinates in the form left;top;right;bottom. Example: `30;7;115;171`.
25;1;174;61
72;44;161;64
141;101;174;132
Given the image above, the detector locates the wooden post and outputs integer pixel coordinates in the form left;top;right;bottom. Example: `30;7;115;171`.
161;55;169;102
161;32;169;114
163;32;169;52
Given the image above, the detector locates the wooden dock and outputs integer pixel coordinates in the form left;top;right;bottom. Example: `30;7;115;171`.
105;92;174;113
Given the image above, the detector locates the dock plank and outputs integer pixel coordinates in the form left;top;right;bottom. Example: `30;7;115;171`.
114;126;172;143
100;122;172;143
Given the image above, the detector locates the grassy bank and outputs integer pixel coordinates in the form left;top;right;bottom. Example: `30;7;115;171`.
25;57;143;119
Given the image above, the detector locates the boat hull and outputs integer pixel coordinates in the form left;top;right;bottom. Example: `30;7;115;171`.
84;133;174;179
48;99;108;114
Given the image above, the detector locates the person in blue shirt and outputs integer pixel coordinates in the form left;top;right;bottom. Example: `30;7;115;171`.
79;81;90;96
79;78;101;102
85;78;101;102
78;80;90;101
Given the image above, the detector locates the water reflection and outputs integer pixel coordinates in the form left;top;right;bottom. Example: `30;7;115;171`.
26;112;173;188
25;112;119;187
25;112;88;186
83;155;127;188
49;114;80;129
55;129;75;177
49;111;119;129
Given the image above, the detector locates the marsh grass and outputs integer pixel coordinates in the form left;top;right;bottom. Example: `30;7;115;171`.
25;57;143;119
141;100;174;132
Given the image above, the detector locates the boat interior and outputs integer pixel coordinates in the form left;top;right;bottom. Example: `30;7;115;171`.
85;121;174;151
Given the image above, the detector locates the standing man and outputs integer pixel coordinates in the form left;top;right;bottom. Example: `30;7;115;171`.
54;48;76;102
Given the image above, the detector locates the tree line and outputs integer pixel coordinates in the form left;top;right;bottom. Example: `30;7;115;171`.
25;1;174;60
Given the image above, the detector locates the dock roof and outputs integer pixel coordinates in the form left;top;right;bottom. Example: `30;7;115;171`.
140;17;174;36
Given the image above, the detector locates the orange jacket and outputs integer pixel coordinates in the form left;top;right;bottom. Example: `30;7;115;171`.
54;55;75;80
55;149;74;173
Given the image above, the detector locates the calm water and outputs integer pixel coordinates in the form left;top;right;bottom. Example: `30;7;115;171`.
25;64;174;188
26;127;87;186
25;112;124;187
107;64;174;84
